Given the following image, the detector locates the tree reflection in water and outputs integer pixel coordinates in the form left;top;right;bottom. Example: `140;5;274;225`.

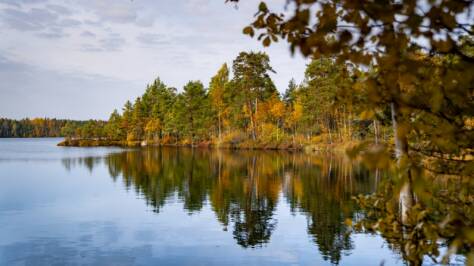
62;147;376;264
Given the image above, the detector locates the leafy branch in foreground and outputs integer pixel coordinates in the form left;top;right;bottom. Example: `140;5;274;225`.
231;0;473;264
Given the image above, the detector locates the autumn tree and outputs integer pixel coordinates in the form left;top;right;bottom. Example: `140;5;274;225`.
209;64;230;141
144;118;161;142
285;99;303;145
232;51;277;140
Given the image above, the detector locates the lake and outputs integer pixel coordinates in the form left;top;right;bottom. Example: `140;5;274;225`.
0;138;406;265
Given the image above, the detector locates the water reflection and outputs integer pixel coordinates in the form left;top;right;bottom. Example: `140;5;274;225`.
63;147;377;264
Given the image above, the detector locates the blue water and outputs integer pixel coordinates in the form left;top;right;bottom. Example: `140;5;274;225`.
0;138;405;265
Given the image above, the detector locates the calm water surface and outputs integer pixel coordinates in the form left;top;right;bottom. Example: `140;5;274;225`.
0;138;406;265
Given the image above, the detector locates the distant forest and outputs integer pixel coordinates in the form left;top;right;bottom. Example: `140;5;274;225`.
0;118;86;138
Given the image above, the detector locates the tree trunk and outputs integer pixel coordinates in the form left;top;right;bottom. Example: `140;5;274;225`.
348;110;352;141
391;102;415;225
276;120;279;142
327;116;333;144
247;101;257;141
293;125;296;146
218;112;222;142
254;98;258;140
343;105;348;141
374;119;379;144
391;102;407;159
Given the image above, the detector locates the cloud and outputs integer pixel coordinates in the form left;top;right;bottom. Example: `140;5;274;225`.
74;0;161;27
100;36;126;51
136;33;169;46
58;18;81;27
80;30;96;38
1;7;58;31
80;44;102;53
0;0;47;7
185;0;212;15
36;28;68;39
45;4;72;16
78;0;138;24
84;19;102;27
100;33;126;51
81;33;126;52
0;5;79;39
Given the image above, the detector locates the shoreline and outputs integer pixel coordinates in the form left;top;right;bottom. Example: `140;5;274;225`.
57;138;352;152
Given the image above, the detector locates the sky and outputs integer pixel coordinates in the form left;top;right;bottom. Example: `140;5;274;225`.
0;0;308;120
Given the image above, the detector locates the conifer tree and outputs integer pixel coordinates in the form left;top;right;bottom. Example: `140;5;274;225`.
232;51;277;140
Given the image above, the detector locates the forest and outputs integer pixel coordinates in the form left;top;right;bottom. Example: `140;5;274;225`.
59;52;385;149
0;118;86;138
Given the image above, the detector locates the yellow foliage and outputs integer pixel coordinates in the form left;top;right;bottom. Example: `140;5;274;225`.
127;132;138;142
268;96;286;119
144;118;161;140
259;123;282;143
310;135;323;143
359;109;375;120
292;101;303;121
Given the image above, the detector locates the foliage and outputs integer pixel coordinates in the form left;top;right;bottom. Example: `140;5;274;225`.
66;51;372;149
230;0;474;263
0;118;86;138
231;51;278;140
209;64;230;141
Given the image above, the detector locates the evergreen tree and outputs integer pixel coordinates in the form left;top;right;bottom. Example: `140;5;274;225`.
232;51;277;140
121;100;133;136
283;78;297;107
104;110;123;140
181;81;211;144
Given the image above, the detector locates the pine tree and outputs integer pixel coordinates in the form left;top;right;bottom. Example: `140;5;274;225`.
232;51;277;140
180;81;210;144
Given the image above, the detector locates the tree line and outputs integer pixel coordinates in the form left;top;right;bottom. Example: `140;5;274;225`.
0;118;87;138
61;51;384;148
